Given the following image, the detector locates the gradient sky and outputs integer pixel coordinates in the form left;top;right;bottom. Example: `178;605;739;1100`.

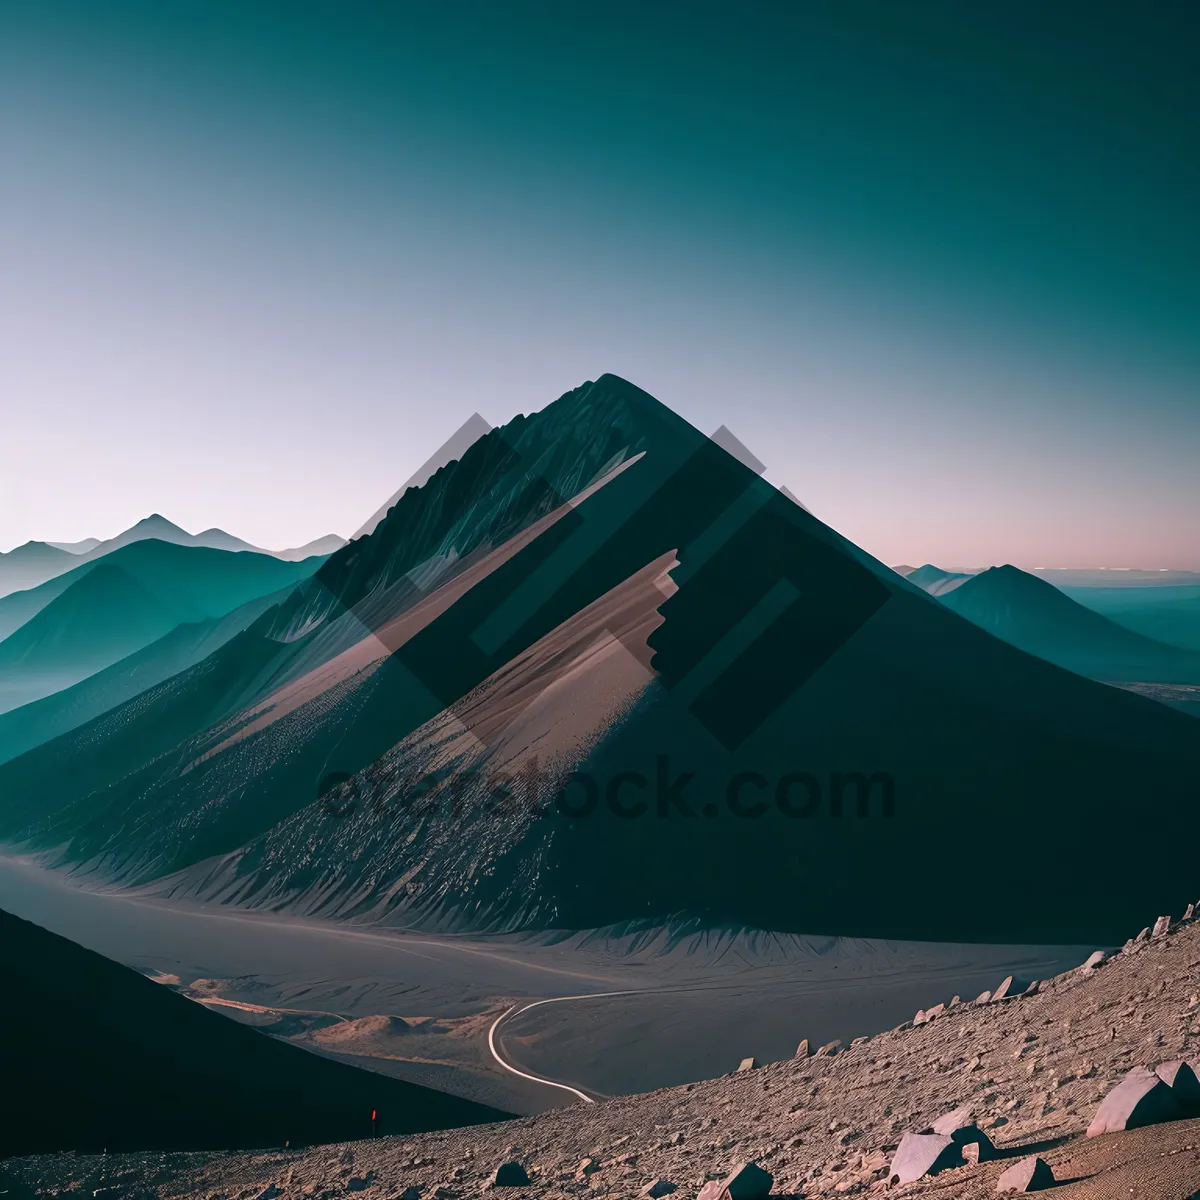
2;1;1198;568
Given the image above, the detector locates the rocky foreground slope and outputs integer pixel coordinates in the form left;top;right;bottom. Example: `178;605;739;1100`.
9;905;1200;1199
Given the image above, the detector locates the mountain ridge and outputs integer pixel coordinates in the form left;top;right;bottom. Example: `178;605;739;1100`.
2;376;1199;945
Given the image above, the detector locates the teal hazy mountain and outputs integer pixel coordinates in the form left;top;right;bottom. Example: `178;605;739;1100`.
0;540;327;713
902;563;974;596
0;515;347;599
0;584;297;764
0;540;76;598
940;565;1200;685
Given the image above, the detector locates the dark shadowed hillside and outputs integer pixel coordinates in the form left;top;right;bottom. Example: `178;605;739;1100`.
0;908;507;1158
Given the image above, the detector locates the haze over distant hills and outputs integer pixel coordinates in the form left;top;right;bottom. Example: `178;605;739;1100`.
0;540;327;714
939;564;1200;686
1064;584;1200;653
0;583;299;765
900;563;974;597
0;514;346;599
3;375;1199;948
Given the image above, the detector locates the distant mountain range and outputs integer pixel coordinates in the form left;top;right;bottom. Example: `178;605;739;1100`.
899;563;974;597
0;514;345;599
0;907;505;1156
0;539;328;714
3;375;1200;948
939;564;1200;685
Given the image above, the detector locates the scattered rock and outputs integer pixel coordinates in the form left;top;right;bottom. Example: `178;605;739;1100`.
641;1180;676;1198
929;1105;995;1159
991;976;1030;1002
490;1162;530;1188
887;1132;959;1185
697;1161;772;1200
995;1155;1055;1192
1086;1065;1180;1136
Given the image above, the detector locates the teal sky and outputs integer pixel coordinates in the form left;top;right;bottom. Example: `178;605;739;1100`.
2;1;1198;568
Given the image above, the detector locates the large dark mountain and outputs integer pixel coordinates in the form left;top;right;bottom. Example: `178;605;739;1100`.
0;908;506;1156
2;377;1199;946
0;540;327;713
940;565;1200;684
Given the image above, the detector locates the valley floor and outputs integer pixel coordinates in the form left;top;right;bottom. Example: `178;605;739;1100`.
6;903;1200;1198
0;852;1087;1113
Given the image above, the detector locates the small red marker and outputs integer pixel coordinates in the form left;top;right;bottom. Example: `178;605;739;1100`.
371;1109;377;1137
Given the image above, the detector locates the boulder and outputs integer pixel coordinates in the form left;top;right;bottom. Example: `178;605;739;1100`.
794;1039;811;1058
1156;1060;1200;1103
1135;927;1151;943
697;1161;773;1200
1086;1066;1180;1136
991;976;1030;1001
1080;950;1108;972
736;1056;758;1073
995;1156;1054;1192
887;1132;960;1185
642;1181;676;1198
975;990;992;1005
929;1106;995;1160
1153;915;1172;938
490;1163;530;1188
816;1040;841;1056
